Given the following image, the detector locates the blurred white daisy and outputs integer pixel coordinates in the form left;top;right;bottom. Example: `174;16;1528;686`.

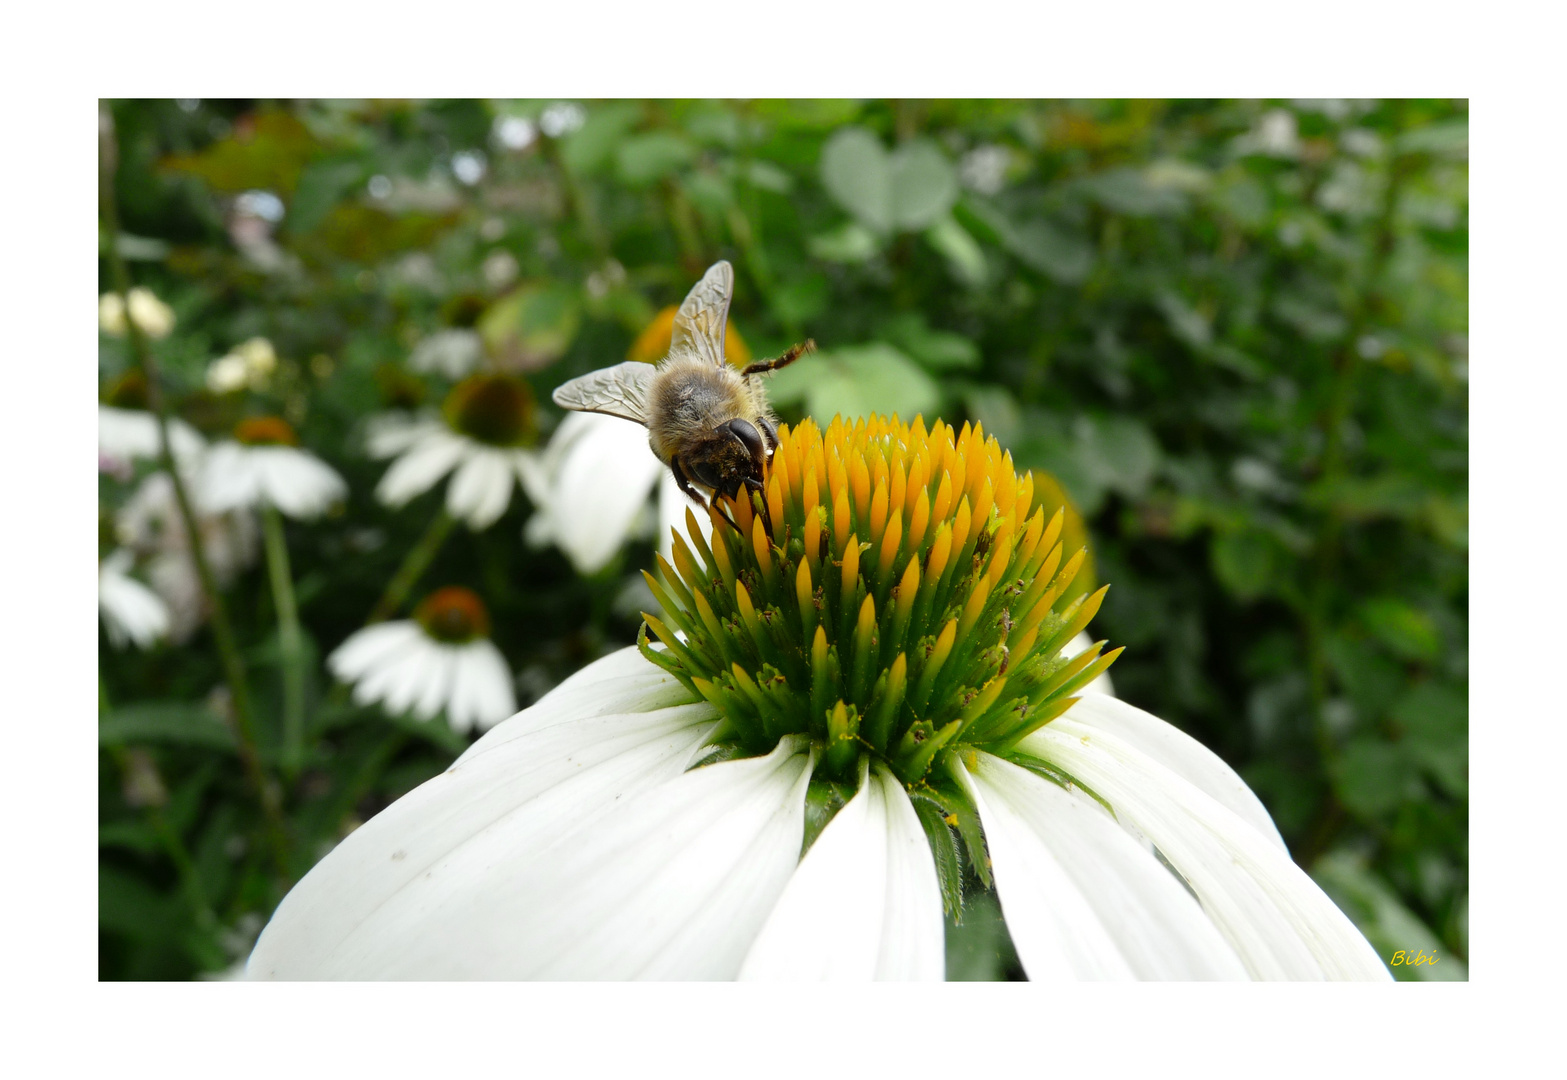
369;374;537;530
327;587;517;734
99;549;170;649
98;404;206;474
199;416;347;520
408;329;484;379
117;472;259;643
519;411;695;575
99;287;176;340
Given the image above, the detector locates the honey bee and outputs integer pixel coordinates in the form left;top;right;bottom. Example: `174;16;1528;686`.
552;260;813;529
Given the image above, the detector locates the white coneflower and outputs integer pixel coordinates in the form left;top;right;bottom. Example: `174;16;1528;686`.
249;416;1387;981
99;287;176;340
327;587;517;734
99;549;171;649
198;417;347;520
519;411;686;574
98;405;206;475
117;472;259;643
370;374;537;530
408;329;484;379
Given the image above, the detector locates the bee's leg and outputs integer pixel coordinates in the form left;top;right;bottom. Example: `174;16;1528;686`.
741;338;816;378
670;455;707;508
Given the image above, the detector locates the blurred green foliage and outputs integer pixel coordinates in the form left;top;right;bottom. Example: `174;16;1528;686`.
98;99;1467;980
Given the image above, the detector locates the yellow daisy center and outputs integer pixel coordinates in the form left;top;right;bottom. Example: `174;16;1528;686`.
640;414;1119;789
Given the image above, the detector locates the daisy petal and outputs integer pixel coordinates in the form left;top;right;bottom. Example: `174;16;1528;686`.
740;760;944;980
410;645;457;722
446;449;515;529
365;415;440;459
1023;718;1391;980
545;413;662;573
197;442;260;514
961;752;1248;981
658;470;704;565
327;622;423;682
1045;693;1288;853
454;639;517;733
247;700;723;979
375;431;468;507
257;448;346;519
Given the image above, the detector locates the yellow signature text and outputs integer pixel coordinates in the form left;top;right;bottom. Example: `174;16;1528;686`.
1390;949;1441;967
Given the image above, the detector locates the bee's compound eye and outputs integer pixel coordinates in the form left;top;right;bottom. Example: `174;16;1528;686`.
716;418;766;469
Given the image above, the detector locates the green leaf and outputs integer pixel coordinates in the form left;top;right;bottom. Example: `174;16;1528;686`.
560;102;641;175
924;214;988;288
1359;598;1441;662
1077;167;1188;216
879;313;981;371
1003;217;1094;284
616;132;696;186
819;127;891;234
888;139;958;231
765;343;940;424
944;890;1019;980
807;221;881;263
1393;683;1467;796
1331;737;1420;818
99;703;237;753
1211;529;1278;602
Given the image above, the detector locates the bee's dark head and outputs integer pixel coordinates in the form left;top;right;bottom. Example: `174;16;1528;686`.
685;418;769;501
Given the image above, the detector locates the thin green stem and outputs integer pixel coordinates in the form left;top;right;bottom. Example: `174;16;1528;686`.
367;509;457;624
100;677;218;932
263;505;307;779
99;112;290;883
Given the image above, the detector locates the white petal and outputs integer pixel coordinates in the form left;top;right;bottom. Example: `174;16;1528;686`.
1064;630;1115;696
97;405;206;466
380;637;441;718
545;413;662;573
197;442;261;514
248;699;722;979
365;414;441;459
472;648;691;754
327;622;423;682
1022;719;1391;980
256;448;346;519
410;646;458;722
961;752;1248;981
657;470;705;565
451;639;516;733
740;760;944;980
350;633;432;713
98;555;171;649
1046;693;1288;853
445;448;516;529
375;430;468;507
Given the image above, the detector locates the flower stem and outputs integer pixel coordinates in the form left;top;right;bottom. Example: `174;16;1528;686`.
263;505;307;779
99;111;291;885
367;509;456;624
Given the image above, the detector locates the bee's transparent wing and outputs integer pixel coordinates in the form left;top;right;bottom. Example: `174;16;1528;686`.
669;260;734;368
551;362;654;425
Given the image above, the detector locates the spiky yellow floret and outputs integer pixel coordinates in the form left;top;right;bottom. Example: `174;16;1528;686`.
639;415;1120;786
